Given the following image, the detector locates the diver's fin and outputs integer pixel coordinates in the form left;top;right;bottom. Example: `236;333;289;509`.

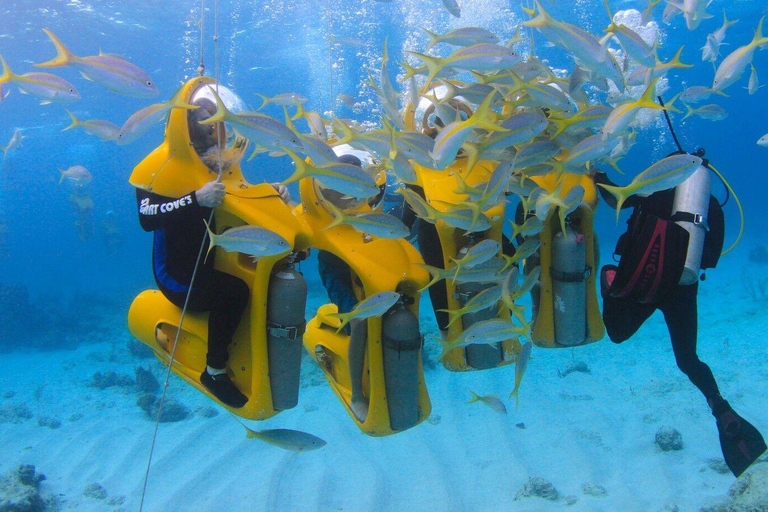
715;404;767;477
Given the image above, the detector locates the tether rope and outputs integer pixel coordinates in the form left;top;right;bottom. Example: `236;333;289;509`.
138;0;223;509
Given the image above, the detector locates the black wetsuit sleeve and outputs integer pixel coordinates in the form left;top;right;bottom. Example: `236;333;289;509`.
593;171;642;210
136;189;204;232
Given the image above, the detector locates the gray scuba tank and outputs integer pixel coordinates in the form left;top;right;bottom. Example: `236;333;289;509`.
266;259;307;411
551;226;587;347
672;164;711;285
382;303;421;431
454;241;502;369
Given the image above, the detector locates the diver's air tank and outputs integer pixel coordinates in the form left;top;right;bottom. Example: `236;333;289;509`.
457;281;502;369
672;164;711;285
382;303;421;431
266;260;307;411
551;226;587;346
454;241;502;370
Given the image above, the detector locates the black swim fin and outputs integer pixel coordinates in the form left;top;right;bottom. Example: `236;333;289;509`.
714;403;767;477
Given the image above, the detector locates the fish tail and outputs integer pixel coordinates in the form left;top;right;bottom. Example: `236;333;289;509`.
169;85;199;112
62;109;81;131
597;183;627;223
416;263;447;292
328;312;352;334
57;168;66;185
35;29;76;68
409;52;442;90
522;0;552;28
199;86;229;124
291;98;307;121
400;60;425;81
235;418;258;439
443;310;463;329
203;219;217;263
331;118;358;146
510;220;522;240
752;16;768;47
382;36;390;65
682;103;696;120
256;93;270;110
500;253;516;274
279;147;309;185
668;45;694;69
602;0;614;24
468;90;506;133
606;157;625;175
450;258;462;284
323;201;348;231
557;207;568;235
0;54;14;84
463;142;481;174
423;28;440;51
438;341;456;361
723;10;738;29
283;106;298;134
466;390;481;404
663;92;683;114
549;117;572;138
635;77;666;110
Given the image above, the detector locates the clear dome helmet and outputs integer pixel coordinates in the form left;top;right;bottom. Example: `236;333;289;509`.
314;143;386;214
410;83;474;138
188;83;249;171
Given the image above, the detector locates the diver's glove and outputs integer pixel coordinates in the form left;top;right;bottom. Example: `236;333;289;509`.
271;183;290;203
196;177;225;208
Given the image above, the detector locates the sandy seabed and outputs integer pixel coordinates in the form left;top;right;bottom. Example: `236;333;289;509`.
1;254;767;512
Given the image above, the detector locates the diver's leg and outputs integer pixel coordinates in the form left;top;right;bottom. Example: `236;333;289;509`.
317;250;357;335
200;271;249;408
348;318;369;422
661;283;766;476
601;293;655;344
415;218;449;333
206;271;250;369
661;283;721;400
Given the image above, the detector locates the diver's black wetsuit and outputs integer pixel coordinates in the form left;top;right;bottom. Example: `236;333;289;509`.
595;171;722;402
136;189;249;369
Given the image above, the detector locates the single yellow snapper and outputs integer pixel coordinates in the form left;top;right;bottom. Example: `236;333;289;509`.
467;391;507;415
236;419;326;452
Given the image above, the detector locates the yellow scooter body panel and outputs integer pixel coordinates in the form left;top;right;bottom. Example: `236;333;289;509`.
414;160;521;371
529;172;605;348
127;77;314;419
298;177;431;437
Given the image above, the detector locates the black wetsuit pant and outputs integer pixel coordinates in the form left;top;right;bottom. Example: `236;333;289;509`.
160;270;250;369
602;281;721;402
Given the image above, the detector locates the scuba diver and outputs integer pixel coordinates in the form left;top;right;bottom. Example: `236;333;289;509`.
69;184;94;241
596;150;767;477
315;147;385;421
133;87;291;409
101;210;121;258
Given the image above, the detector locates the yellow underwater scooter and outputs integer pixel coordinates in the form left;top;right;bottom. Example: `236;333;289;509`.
526;172;605;348
404;96;521;372
297;166;432;437
127;76;314;421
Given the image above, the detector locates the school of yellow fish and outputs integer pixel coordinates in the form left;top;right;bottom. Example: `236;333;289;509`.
1;0;767;435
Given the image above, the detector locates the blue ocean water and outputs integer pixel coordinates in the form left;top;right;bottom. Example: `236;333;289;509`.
1;0;768;510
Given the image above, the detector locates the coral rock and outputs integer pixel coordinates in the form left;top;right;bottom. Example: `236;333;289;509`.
83;482;108;500
134;366;160;395
655;426;684;451
516;477;560;501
